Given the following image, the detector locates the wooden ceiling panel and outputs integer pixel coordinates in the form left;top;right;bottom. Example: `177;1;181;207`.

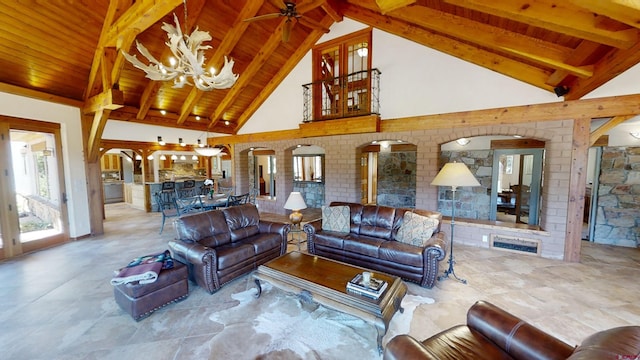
1;0;640;135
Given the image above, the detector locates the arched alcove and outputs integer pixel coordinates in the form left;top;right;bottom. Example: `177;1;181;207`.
291;144;325;208
357;139;417;208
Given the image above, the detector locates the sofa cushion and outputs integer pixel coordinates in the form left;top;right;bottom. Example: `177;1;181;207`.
359;205;396;239
174;210;231;248
222;204;260;242
343;234;385;258
395;211;439;247
322;205;350;233
215;242;255;270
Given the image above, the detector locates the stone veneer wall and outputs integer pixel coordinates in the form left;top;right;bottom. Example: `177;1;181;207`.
377;151;416;208
232;119;574;260
438;150;493;219
594;147;640;247
293;181;325;208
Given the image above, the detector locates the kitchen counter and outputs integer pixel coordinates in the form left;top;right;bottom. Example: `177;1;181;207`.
103;181;124;204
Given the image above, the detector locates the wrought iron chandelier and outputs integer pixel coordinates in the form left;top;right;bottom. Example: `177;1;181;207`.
122;6;238;91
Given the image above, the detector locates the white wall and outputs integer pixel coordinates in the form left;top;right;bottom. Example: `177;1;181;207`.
0;92;90;238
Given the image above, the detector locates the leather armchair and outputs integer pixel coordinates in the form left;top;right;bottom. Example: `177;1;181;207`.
384;300;640;360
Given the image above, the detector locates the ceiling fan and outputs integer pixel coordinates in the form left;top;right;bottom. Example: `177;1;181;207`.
244;0;330;43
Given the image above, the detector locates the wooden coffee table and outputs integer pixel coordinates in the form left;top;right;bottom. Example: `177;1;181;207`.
253;251;407;353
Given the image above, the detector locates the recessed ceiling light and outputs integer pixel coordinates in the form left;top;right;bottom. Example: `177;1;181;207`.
160;110;167;116
513;135;523;138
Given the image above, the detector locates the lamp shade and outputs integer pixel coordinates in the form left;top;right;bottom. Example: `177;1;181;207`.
431;162;480;188
284;192;307;210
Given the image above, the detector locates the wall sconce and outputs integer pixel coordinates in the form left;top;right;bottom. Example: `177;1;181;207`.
160;154;167;161
179;138;186;146
192;155;198;161
171;154;178;160
135;154;142;160
631;132;640;139
147;154;154;160
197;139;205;148
157;136;166;146
456;138;470;146
180;155;187;161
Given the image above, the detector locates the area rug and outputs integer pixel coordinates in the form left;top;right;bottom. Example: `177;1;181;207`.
207;279;434;360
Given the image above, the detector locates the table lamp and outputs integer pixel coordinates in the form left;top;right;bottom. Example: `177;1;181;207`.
284;192;307;227
431;161;480;284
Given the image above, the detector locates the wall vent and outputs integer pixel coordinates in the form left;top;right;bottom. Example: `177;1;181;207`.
490;234;541;256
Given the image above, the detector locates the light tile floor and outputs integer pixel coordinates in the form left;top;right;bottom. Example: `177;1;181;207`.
0;203;638;359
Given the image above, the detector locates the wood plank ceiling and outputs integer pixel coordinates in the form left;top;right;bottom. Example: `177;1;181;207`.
1;0;640;136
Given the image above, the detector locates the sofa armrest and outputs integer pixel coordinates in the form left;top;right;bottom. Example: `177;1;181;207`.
259;220;291;254
168;239;215;266
303;219;322;253
467;301;574;360
383;334;439;360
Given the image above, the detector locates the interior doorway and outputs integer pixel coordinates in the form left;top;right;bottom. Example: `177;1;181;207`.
490;149;544;225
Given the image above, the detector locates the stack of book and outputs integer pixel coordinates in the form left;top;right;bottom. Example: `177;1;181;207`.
346;273;388;299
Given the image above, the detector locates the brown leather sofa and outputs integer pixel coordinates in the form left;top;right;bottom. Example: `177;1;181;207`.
303;202;447;288
168;204;290;294
384;300;640;360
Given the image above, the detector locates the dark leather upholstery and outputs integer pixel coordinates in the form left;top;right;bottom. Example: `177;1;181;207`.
169;204;290;293
113;261;189;321
304;202;447;288
384;300;640;360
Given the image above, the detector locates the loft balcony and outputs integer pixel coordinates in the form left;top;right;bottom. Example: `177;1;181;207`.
302;69;381;123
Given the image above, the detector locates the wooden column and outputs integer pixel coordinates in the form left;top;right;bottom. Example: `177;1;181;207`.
565;117;590;262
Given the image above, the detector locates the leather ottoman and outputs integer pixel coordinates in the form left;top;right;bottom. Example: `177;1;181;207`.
114;261;189;320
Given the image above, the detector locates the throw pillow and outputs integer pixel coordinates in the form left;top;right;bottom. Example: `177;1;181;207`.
322;205;350;233
395;211;439;247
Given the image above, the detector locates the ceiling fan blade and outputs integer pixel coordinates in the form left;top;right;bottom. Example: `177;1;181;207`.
244;13;283;22
298;16;330;33
296;0;324;14
282;19;292;43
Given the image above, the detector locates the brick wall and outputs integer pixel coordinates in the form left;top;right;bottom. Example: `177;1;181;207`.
233;119;574;259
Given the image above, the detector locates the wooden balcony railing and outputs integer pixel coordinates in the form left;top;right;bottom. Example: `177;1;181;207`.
302;68;381;122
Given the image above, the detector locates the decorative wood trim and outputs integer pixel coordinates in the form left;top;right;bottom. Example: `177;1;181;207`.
490;139;545;149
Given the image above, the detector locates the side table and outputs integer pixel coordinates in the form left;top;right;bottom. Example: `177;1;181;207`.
288;224;305;251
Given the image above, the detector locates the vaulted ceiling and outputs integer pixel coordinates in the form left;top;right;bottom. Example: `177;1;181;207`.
2;0;640;137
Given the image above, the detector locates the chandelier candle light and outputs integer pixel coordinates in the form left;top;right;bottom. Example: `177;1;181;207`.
431;162;480;284
122;9;238;91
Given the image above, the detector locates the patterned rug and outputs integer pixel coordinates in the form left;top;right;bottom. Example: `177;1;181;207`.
207;278;434;360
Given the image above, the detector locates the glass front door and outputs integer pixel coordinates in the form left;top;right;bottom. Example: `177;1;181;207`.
0;120;68;259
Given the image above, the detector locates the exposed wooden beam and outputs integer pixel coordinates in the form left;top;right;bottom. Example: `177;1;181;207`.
375;0;416;14
322;0;344;22
342;3;554;92
0;82;83;108
85;0;132;101
546;41;602;87
589;115;634;146
87;109;112;162
569;0;640;30
444;0;638;49
215;94;640;144
82;89;124;115
176;0;263;125
565;117;590;262
103;0;183;47
361;0;593;78
382;94;640;132
564;37;640;100
209;13;306;127
233;14;337;132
